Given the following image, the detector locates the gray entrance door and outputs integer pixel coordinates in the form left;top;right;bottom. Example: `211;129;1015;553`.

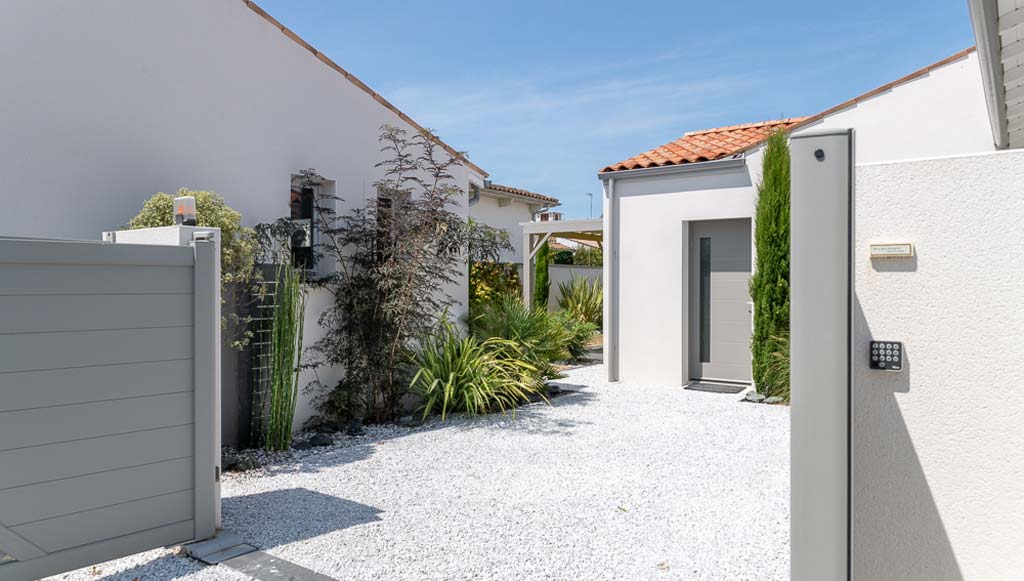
0;236;219;581
688;219;753;383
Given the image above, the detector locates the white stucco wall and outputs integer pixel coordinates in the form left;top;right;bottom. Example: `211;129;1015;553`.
0;0;480;431
852;150;1024;580
468;194;535;263
605;164;756;385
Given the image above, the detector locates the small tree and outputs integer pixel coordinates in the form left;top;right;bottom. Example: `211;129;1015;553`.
126;189;259;347
573;246;602;266
301;126;510;423
533;241;551;309
126;188;259;286
750;130;791;396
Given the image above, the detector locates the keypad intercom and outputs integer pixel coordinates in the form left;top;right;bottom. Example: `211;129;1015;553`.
869;341;903;372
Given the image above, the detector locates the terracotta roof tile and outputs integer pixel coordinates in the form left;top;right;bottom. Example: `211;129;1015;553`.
601;118;807;173
485;183;560;206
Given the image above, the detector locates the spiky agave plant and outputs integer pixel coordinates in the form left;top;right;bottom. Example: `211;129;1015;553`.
557;275;603;328
265;262;306;451
409;320;543;420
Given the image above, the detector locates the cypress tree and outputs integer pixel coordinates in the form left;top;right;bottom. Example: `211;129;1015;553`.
534;241;551;309
750;130;790;392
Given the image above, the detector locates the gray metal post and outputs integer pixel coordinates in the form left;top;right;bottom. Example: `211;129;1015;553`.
790;129;854;581
191;232;221;539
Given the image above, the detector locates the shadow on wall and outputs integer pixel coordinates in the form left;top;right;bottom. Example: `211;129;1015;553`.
853;297;963;580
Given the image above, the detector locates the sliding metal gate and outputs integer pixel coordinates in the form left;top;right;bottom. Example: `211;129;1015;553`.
0;235;219;581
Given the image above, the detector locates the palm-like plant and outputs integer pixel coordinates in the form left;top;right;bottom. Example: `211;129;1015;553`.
467;294;569;378
557;275;603;328
409;320;543;420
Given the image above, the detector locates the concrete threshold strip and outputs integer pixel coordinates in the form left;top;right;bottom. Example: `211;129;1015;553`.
184;532;338;581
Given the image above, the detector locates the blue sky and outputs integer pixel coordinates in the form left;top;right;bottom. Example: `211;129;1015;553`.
258;1;976;219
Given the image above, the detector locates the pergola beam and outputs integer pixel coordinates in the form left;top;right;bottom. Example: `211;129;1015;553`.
520;218;604;307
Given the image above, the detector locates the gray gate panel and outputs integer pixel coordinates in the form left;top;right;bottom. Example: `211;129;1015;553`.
0;326;192;373
0;458;192;526
0;239;193;267
0;293;192;334
0;360;191;412
0;521;194;581
0;263;192;295
0;424;193;490
0;235;218;580
12;491;193;554
0;392;193;451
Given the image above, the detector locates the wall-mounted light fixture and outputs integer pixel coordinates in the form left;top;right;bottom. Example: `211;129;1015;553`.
174;195;197;226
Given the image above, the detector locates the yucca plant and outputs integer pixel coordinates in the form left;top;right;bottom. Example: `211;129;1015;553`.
759;332;790;402
467;294;569;378
557;275;603;328
410;320;543;420
557;311;598;361
264;263;306;451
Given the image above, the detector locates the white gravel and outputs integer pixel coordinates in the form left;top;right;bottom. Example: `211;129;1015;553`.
46;364;789;581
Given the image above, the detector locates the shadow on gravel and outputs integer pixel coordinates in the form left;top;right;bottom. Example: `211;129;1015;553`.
91;553;207;581
223;488;383;549
250;377;601;476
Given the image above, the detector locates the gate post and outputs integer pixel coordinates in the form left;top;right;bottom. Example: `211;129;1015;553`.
191;232;221;539
790;130;854;581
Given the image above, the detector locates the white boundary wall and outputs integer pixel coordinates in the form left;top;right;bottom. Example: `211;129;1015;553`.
547;264;602;309
851;150;1024;579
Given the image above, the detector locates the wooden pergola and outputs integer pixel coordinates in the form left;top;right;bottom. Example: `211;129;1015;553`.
521;218;604;305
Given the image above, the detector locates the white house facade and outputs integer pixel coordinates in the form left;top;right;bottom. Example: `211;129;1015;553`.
600;48;992;388
601;43;1024;578
0;0;488;433
468;182;560;263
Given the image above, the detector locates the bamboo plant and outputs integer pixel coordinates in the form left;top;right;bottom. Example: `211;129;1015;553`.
264;262;306;451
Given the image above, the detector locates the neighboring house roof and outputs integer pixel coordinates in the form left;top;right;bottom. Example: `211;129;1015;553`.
601;118;807;172
601;47;979;174
243;0;488;177
484;183;561;206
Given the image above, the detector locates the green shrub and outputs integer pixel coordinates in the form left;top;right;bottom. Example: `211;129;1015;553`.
558;311;598;361
750;130;791;393
759;332;790;402
573;246;602;266
469;262;521;307
557;275;603;328
551;249;574;265
467;295;568;379
409;320;543;420
533;241;551;308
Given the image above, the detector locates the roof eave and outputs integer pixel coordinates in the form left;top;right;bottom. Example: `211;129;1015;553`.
481;188;560;207
243;0;490;176
968;0;1011;149
598;155;746;181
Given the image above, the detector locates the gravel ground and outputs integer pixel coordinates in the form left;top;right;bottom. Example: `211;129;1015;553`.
46;364;789;581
